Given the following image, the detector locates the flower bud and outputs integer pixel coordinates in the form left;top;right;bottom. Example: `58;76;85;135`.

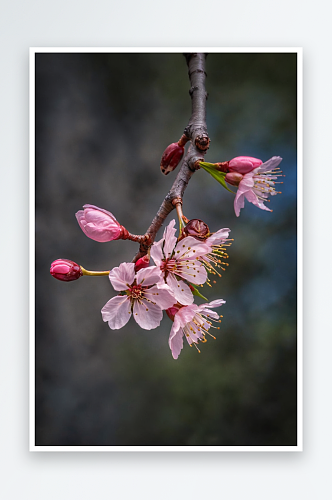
225;172;244;186
160;142;184;175
228;156;262;174
75;204;128;242
50;259;83;281
134;255;150;272
166;304;182;321
182;219;210;240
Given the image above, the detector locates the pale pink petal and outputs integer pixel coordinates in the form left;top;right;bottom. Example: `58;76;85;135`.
168;324;184;360
258;156;282;173
136;266;162;286
238;174;254;192
145;284;176;309
150;239;164;266
234;190;245;217
101;295;132;329
204;299;226;308
234;176;255;217
133;300;163;330
198;306;220;320
166;273;194;305
109;262;135;291
207;228;230;246
174;236;210;260
176;260;207;285
245;189;271;212
174;304;198;326
163;219;177;259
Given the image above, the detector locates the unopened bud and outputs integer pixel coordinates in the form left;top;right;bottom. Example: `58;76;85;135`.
225;172;244;186
76;204;127;242
135;255;150;272
166;304;182;321
182;219;210;240
50;259;83;281
228;156;262;174
160;142;184;175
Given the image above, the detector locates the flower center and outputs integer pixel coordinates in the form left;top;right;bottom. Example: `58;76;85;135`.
160;258;177;273
128;284;143;299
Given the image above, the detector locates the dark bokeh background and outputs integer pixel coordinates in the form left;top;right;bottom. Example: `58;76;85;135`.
35;52;297;446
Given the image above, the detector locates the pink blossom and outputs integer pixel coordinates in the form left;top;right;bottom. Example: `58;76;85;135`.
50;259;83;281
134;255;150;272
230;156;283;216
101;262;176;330
151;220;211;306
168;299;225;359
75;204;127;242
199;228;231;280
228;156;263;174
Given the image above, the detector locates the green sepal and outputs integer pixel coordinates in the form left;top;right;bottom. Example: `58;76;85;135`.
199;162;235;194
190;284;208;301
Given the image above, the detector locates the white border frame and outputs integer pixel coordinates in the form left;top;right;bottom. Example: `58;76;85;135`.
29;47;303;452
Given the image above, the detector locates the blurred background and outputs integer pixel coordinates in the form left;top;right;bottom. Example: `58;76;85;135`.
35;52;297;446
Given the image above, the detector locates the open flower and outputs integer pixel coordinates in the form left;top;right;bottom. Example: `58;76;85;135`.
225;156;283;216
168;299;225;359
178;221;231;283
150;220;211;306
101;262;176;330
75;204;128;242
200;228;231;280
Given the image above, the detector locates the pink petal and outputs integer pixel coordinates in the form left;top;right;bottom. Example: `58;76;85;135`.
176;260;207;285
175;236;210;260
174;304;198;327
168;325;184;360
150;239;164;266
136;266;162;286
101;295;132;329
109;262;135;291
133;300;163;330
245;189;271;212
233;175;255;217
166;273;194;305
163;219;177;259
145;284;176;309
238;175;255;192
205;299;226;308
234;190;245;217
207;228;230;246
258;156;282;172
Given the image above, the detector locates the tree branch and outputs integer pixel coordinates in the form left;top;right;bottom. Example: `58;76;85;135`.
133;53;209;261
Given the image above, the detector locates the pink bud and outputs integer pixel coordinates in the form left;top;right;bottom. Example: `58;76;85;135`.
225;172;244;186
228;156;262;174
160;142;184;175
75;204;128;242
134;255;150;272
50;259;83;281
166;304;182;321
182;219;210;240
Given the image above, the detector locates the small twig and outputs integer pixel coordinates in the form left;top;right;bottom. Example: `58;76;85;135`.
132;53;209;262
